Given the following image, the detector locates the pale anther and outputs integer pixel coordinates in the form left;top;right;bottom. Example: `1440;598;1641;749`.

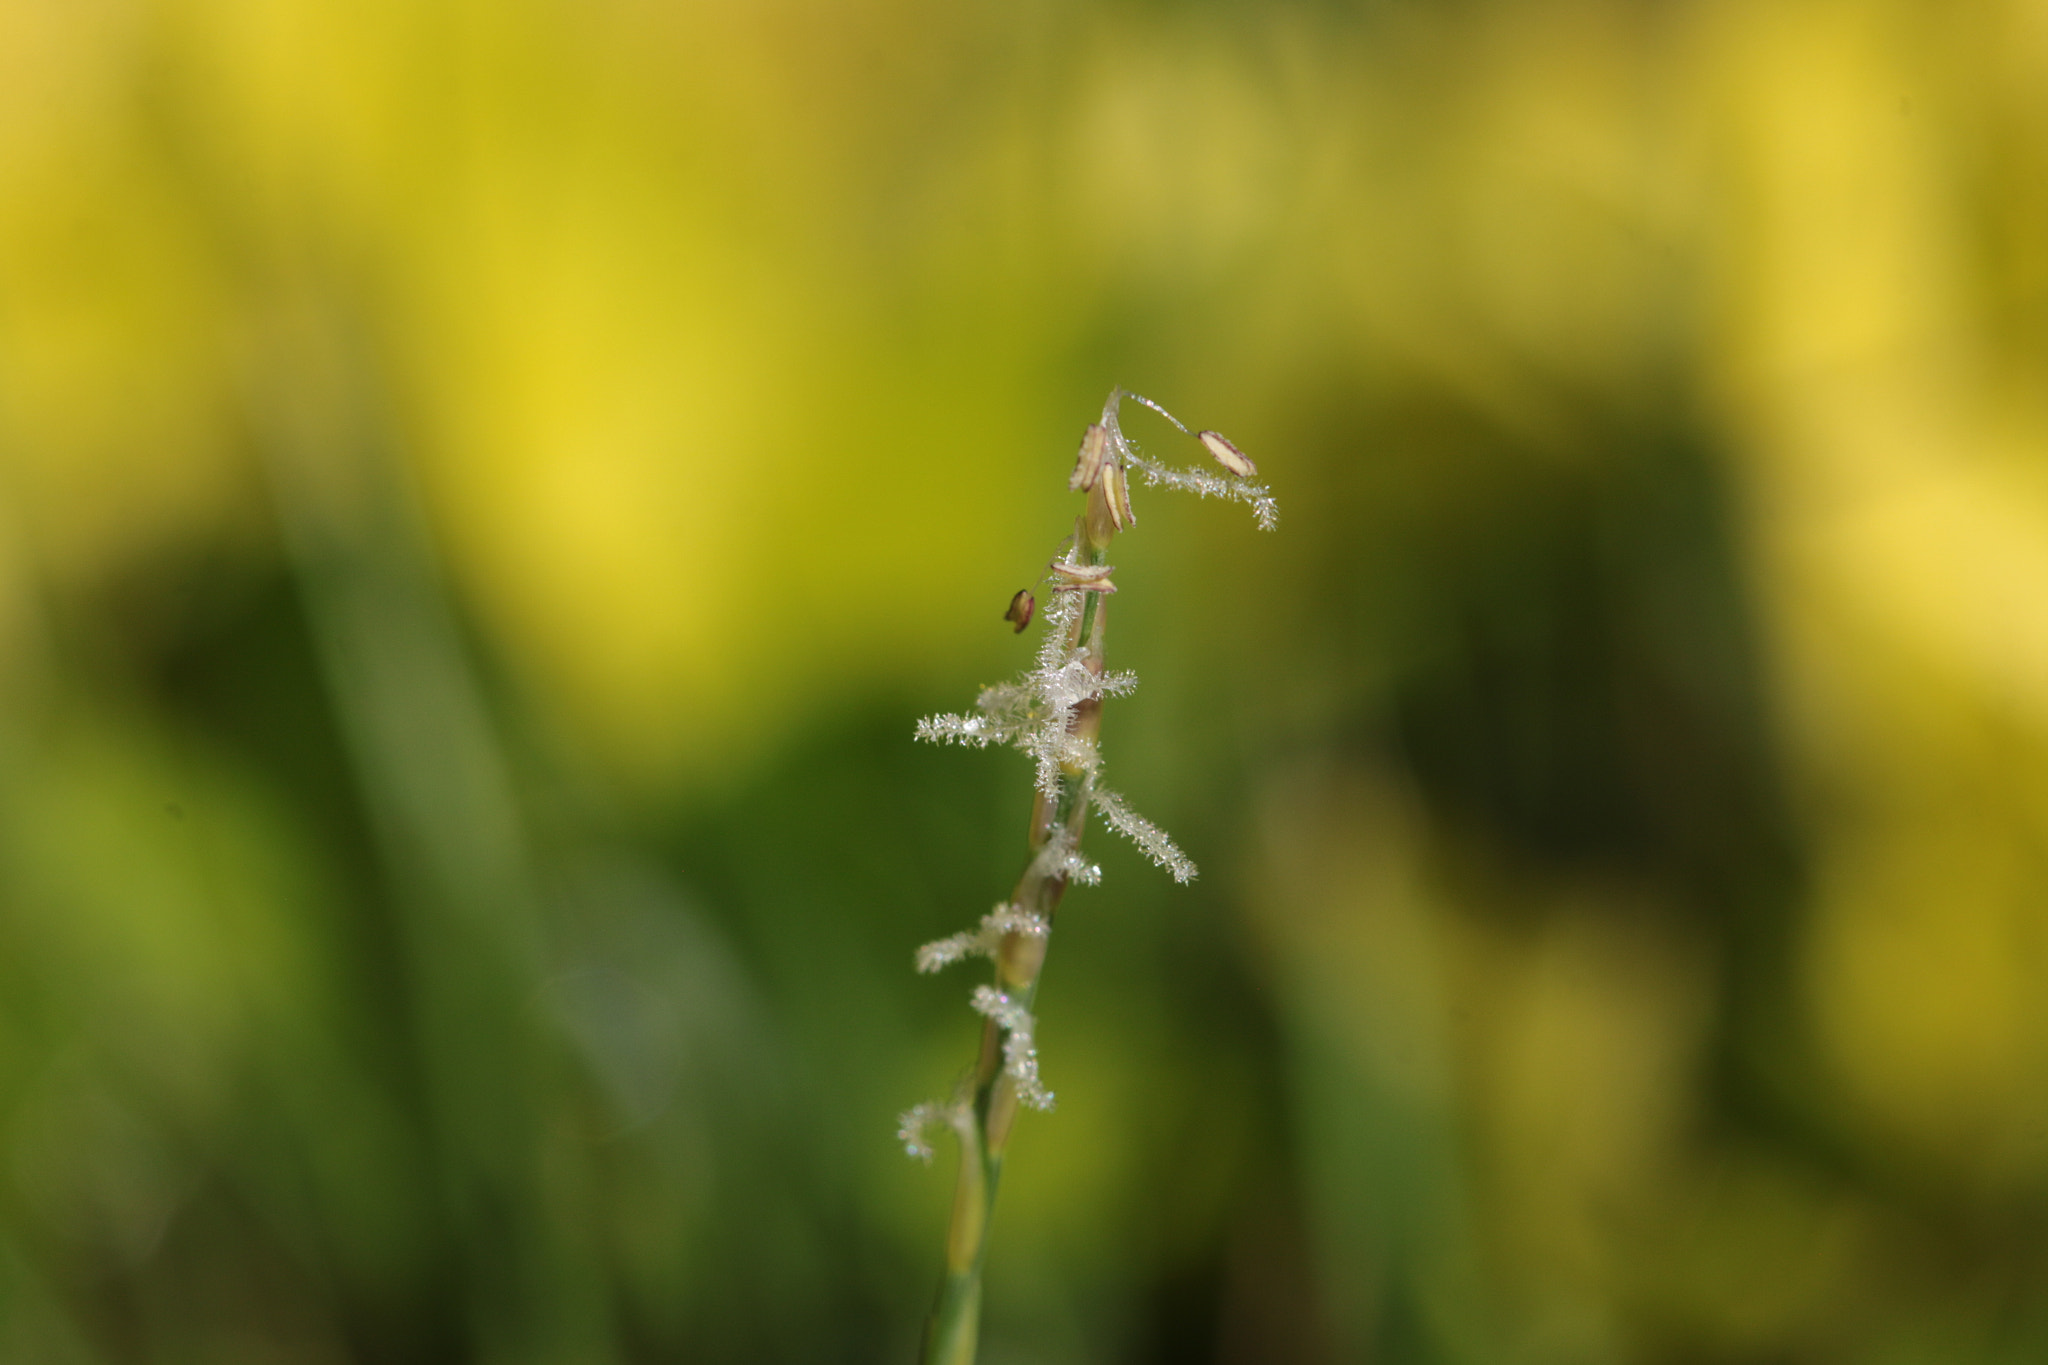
1069;423;1108;492
1198;430;1258;478
1103;463;1135;530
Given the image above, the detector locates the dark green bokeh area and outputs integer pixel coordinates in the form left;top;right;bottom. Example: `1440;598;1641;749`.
8;1;2048;1361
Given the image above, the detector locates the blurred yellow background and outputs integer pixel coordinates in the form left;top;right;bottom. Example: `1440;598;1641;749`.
5;0;2048;1361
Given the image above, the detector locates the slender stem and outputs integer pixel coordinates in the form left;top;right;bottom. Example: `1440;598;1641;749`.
920;497;1116;1365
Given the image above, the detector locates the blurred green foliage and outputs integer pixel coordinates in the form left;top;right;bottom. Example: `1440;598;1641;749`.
6;0;2048;1360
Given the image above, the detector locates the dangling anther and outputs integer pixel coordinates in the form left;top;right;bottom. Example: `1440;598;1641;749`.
1069;424;1108;492
1048;561;1117;594
1198;430;1258;478
1102;462;1136;530
1004;589;1036;633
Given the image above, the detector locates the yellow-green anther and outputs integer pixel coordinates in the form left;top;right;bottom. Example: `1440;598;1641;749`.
1102;461;1135;531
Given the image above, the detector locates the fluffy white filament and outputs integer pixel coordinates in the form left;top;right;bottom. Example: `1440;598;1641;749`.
896;1099;971;1164
1092;785;1197;884
915;904;1050;974
1124;452;1280;532
970;986;1054;1111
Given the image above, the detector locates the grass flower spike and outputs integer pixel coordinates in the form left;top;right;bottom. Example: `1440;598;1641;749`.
904;387;1275;1365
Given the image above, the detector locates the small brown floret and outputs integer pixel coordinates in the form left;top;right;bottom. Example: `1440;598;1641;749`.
1004;589;1035;633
